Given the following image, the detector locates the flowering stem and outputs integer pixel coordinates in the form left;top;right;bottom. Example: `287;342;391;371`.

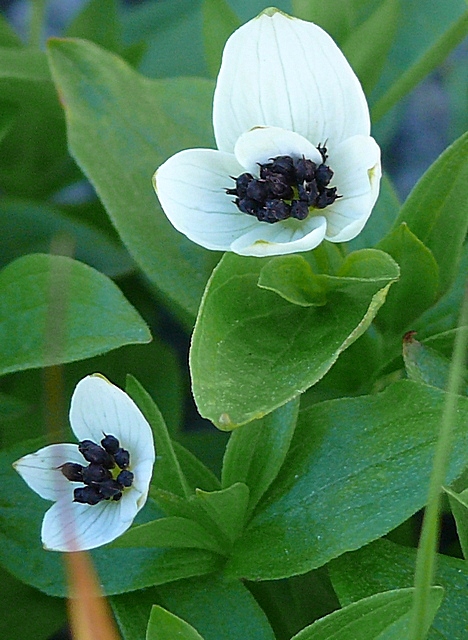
409;280;468;640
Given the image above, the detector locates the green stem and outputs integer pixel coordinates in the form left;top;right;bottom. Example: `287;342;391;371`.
409;281;468;640
28;0;48;48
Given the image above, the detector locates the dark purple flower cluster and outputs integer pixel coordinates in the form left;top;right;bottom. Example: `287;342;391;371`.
60;434;134;506
227;148;339;224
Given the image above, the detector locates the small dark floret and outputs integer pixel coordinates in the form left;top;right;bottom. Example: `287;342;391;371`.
261;199;291;223
316;187;339;209
294;157;316;183
82;463;112;485
78;440;115;468
315;164;334;188
98;479;124;499
261;155;295;180
117;470;134;487
114;448;130;469
290;200;310;220
101;434;120;455
235;172;254;197
74;485;103;505
60;462;84;482
265;173;294;199
298;180;319;206
237;196;261;216
246;179;270;202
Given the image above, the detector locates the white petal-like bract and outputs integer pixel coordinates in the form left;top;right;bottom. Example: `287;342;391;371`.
213;9;370;153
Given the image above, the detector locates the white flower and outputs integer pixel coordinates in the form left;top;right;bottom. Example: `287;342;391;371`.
153;8;381;257
13;375;155;552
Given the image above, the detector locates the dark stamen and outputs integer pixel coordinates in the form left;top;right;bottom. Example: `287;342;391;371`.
82;463;112;485
114;448;130;469
62;434;134;506
78;440;114;469
74;485;103;505
60;462;84;482
117;470;134;487
98;479;123;499
101;434;120;455
228;146;339;224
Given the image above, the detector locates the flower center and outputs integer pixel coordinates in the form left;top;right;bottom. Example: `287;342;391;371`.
60;434;134;506
227;146;340;224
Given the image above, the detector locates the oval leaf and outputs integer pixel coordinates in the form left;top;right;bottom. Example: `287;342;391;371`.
329;538;468;640
225;380;468;580
222;398;299;517
0;198;133;278
112;573;276;640
292;587;443;640
46;38;220;321
190;250;399;428
147;606;204;640
376;223;439;334
0;254;150;375
392;131;468;296
110;516;223;554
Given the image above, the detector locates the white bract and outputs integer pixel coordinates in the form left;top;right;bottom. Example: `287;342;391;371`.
154;8;381;257
13;375;155;552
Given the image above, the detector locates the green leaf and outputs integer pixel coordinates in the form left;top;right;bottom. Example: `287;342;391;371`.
122;0;208;78
46;38;220;322
444;487;468;560
0;565;65;640
342;0;400;94
202;0;240;77
403;331;468;393
112;574;276;640
392;131;468;296
126;376;191;499
190;249;399;428
193;483;250;547
0;438;223;597
0;254;150;376
262;248;401;304
258;255;327;307
0;47;51;83
222;398;299;516
0;197;133;278
0;13;21;47
147;606;204;640
110;516;224;554
291;0;362;44
375;223;439;334
65;0;121;52
0;390;28;421
0;336;184;448
0;101;17;143
348;174;400;251
291;587;443;640
172;441;221;493
329;538;468;640
224;380;468;581
372;8;468;121
413;242;468;338
0;47;70;198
